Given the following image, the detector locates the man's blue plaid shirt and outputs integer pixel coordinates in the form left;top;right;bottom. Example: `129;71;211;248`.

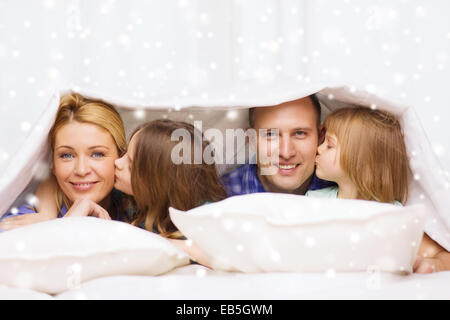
221;164;335;197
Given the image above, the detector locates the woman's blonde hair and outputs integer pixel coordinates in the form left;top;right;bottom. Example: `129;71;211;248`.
323;107;410;204
48;93;127;212
130;119;227;238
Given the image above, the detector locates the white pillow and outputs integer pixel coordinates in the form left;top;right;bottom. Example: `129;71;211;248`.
0;217;190;294
170;193;426;274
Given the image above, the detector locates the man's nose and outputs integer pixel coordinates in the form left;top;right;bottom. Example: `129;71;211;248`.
279;136;296;160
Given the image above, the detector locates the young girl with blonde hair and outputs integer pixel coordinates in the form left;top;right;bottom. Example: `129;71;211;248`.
307;106;408;205
308;106;450;273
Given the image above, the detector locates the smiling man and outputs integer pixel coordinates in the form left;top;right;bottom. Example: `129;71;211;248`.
222;95;335;196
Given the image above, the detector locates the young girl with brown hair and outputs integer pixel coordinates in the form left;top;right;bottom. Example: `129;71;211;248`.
113;119;226;264
308;106;450;273
114;119;226;238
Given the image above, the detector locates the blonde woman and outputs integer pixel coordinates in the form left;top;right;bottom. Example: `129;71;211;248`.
308;106;450;273
0;93;128;229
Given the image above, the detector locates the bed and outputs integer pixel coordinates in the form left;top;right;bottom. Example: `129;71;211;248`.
2;263;450;300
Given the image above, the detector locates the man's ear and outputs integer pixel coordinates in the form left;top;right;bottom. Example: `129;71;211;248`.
318;125;326;145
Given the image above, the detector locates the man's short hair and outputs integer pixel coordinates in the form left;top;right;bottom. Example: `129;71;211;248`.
248;94;322;128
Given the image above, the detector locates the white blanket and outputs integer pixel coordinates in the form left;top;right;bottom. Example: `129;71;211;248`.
1;264;449;300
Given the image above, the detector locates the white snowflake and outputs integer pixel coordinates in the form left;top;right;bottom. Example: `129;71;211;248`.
305;237;316;248
325;268;336;279
20;121;31;132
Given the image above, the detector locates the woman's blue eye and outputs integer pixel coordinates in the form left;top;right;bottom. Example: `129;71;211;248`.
60;153;73;159
92;152;105;158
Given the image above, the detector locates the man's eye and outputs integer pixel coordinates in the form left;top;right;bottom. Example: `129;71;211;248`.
267;130;280;137
296;131;306;137
261;130;278;139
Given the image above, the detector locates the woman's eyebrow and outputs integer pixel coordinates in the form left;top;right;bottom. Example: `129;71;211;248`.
55;145;110;150
55;145;73;150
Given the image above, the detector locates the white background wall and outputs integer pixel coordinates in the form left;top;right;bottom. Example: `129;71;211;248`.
0;0;449;178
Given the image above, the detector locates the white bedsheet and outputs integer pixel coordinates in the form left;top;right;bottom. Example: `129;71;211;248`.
2;264;449;300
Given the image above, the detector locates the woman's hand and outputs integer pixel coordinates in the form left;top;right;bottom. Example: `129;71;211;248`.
0;213;53;231
64;199;111;220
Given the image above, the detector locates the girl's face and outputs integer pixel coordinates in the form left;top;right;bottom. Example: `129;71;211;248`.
315;133;346;183
53;121;118;205
114;131;139;195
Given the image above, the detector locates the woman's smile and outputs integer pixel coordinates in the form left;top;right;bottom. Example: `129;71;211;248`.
70;181;99;191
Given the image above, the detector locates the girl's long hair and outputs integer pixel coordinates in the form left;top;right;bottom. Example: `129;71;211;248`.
130;119;226;238
324;107;410;204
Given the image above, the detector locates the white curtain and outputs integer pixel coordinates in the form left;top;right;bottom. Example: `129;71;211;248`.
1;0;449;180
